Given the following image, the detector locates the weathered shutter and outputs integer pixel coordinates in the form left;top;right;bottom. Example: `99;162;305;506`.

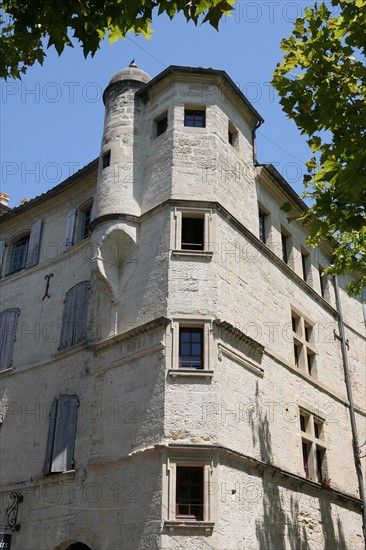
64;208;77;251
43;396;58;475
26;218;42;268
0;240;5;273
73;281;89;345
0;308;20;370
59;281;89;350
51;394;79;473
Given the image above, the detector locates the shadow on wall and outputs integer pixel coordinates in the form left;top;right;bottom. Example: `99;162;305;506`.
250;380;349;550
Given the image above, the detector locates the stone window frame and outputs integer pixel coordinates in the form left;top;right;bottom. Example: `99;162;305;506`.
298;405;328;483
167;318;214;379
184;108;206;128
171;207;214;260
291;308;318;378
163;449;216;533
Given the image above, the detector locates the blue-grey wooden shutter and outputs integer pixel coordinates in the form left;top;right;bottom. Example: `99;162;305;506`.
0;308;20;370
64;208;77;251
59;281;89;350
0;241;5;274
51;394;79;472
43;396;58;475
26;218;42;268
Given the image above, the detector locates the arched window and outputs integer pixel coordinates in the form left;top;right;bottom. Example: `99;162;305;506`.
4;218;43;276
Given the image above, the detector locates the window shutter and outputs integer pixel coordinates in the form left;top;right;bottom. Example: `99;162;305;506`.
64;208;77;251
26;218;42;268
0;308;20;370
43;396;58;475
0;240;5;273
73;281;89;345
59;281;89;350
51;394;79;473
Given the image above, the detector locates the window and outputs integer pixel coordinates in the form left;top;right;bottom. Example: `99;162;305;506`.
9;236;28;274
59;281;89;350
291;311;317;376
0;308;20;370
164;452;215;530
168;319;213;378
179;328;203;369
299;410;327;483
181;216;204;251
184;109;206;128
258;210;266;244
319;267;326;297
6;219;42;275
176;467;204;520
281;233;288;264
102;150;111;169
301;248;310;282
81;205;92;240
156;115;168;137
228;121;238;148
172;208;214;258
64;202;93;250
43;394;79;474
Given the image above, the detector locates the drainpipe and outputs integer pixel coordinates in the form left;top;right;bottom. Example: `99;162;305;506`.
252;119;263;166
333;275;366;547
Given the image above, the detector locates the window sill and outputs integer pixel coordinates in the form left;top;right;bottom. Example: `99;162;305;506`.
0;367;13;377
168;368;214;380
164;520;214;534
172;250;213;260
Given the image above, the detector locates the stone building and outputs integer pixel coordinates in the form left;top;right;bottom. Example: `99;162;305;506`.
0;63;365;550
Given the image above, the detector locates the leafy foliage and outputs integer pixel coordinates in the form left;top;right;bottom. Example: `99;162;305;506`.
0;0;234;79
272;0;366;296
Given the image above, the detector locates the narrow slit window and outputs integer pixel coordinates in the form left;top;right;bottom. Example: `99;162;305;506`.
102;151;111;169
259;210;266;244
281;233;288;264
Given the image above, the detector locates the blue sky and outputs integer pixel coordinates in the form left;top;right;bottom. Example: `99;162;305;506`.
1;1;320;208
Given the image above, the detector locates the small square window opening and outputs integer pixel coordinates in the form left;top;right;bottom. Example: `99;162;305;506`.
184;109;206;128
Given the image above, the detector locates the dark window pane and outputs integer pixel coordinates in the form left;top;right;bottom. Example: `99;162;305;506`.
259;211;266;243
300;414;306;432
82;207;92;240
176;466;204;520
302;442;310;478
157;116;168;136
102;151;111;169
181;217;204;250
179;328;204;369
302;253;308;281
281;233;288;264
184;110;206;128
316;447;324;482
9;237;29;274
